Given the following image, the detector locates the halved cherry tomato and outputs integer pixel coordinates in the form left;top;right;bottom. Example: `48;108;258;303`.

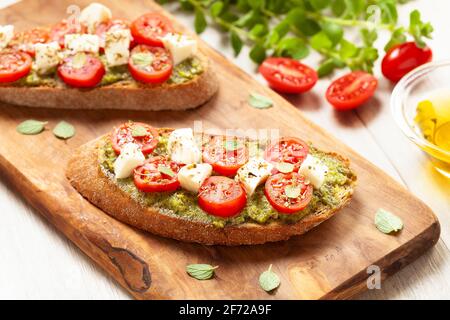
259;57;318;94
57;53;105;88
198;176;247;218
128;45;173;84
8;28;50;56
130;13;174;47
134;157;181;193
326;71;378;111
202;136;249;177
0;50;32;83
96;19;135;50
264;172;313;214
382;42;432;83
111;122;159;155
50;20;85;48
264;137;309;173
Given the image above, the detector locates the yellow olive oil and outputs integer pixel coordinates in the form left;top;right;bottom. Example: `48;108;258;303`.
415;91;450;176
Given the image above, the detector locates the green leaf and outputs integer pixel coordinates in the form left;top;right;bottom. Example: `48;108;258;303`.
186;264;218;280
158;165;176;177
322;22;343;46
276;162;294;173
248;0;264;10
310;31;333;51
131;125;148;137
248;93;273;109
339;39;358;59
375;209;403;234
53;121;75;140
210;1;224;17
194;8;207;34
132;52;153;67
317;59;336;77
249;24;268;38
310;0;331;11
286;8;320;36
379;1;398;24
276;38;309;59
16;120;47;135
249;44;266;64
331;0;345;16
230;31;243;56
259;265;280;292
285;185;301;198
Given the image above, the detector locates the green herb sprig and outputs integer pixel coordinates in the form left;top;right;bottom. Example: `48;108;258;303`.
158;0;433;77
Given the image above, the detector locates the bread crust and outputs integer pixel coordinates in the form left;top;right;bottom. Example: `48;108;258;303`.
0;53;218;111
66;132;356;246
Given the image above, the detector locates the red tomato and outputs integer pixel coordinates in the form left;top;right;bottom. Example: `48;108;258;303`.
111;122;159;155
57;53;105;88
0;50;32;83
264;172;313;214
198;176;247;218
134;157;181;192
128;45;173;84
382;42;432;82
50;20;85;48
202;136;249;177
95;19;135;50
264;137;309;173
326;71;378;111
8;28;49;56
259;57;318;94
130;13;174;47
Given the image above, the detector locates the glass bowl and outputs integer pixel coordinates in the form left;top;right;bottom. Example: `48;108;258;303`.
391;60;450;178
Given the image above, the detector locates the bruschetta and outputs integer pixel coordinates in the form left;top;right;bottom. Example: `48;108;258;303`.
0;3;218;110
66;122;357;245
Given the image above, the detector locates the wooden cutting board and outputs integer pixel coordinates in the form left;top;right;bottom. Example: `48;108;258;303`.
0;0;440;300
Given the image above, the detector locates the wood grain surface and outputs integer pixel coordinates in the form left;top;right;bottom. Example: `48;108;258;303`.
0;0;441;299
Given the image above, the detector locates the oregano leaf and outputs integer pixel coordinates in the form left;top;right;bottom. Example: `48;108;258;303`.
194;8;207;34
375;209;403;234
248;93;273;109
53;121;75;140
186;264;218;280
259;265;280;292
16;120;47;135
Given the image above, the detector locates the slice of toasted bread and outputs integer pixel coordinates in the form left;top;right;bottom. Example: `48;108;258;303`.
66;129;356;246
0;53;218;110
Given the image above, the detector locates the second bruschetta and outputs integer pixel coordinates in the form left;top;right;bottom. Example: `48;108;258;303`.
0;3;218;110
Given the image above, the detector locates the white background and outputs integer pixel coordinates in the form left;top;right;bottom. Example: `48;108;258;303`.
0;0;449;299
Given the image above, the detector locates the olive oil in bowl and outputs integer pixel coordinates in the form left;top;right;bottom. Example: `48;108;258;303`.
415;91;450;176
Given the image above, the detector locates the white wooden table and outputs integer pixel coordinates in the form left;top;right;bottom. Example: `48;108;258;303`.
0;0;449;299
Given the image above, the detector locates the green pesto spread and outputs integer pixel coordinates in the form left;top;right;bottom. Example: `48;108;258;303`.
99;136;355;228
16;56;203;88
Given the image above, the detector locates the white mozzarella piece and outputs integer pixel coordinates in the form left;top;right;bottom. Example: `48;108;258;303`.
34;41;61;75
104;29;131;67
167;128;202;164
0;25;14;50
235;158;273;196
64;34;100;54
178;163;212;193
114;143;145;179
79;3;112;33
161;33;197;65
298;154;328;189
